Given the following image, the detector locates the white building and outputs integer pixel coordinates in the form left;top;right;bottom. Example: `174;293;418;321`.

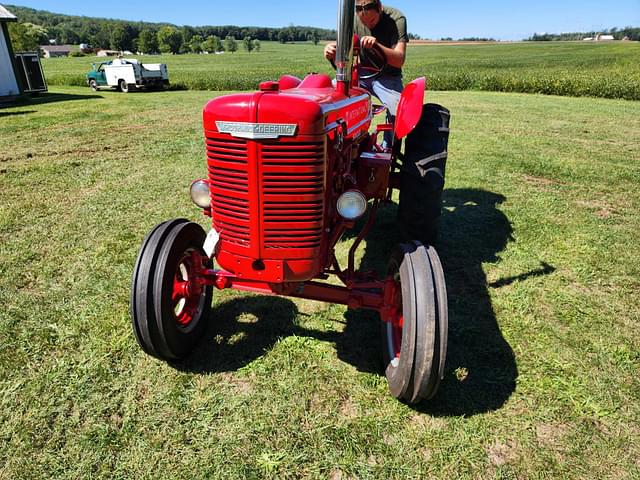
0;4;20;100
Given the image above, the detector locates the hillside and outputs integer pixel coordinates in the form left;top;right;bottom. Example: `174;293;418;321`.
4;4;336;49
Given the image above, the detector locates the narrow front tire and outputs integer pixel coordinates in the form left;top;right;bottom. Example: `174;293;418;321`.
130;219;212;360
382;242;448;403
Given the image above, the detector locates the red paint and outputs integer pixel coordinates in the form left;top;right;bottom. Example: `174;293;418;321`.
196;57;426;320
394;77;426;140
298;74;333;89
172;251;205;327
203;74;373;284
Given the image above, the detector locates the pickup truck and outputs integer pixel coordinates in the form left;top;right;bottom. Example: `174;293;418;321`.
86;58;169;92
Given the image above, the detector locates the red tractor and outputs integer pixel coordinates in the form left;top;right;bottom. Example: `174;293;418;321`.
131;1;450;404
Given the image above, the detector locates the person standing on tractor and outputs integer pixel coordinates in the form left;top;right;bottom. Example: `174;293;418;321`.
324;0;408;146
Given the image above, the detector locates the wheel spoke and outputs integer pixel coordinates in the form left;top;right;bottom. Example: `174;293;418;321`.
172;279;189;303
171;251;207;327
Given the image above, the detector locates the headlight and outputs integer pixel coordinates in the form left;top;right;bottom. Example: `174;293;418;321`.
337;190;367;220
190;179;210;208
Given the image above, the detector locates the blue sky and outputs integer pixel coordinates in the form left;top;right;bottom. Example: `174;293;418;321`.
8;0;640;40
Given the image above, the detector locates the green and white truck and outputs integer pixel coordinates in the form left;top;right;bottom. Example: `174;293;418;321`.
86;58;169;92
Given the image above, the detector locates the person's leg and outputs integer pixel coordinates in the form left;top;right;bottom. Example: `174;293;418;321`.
369;75;404;147
370;75;403;114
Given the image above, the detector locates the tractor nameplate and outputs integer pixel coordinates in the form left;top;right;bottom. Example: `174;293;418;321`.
215;121;297;139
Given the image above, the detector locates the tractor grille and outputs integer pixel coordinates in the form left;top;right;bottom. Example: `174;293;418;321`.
261;142;325;249
206;136;251;247
206;135;325;251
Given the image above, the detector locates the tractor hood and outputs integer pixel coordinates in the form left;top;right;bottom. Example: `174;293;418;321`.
203;74;372;138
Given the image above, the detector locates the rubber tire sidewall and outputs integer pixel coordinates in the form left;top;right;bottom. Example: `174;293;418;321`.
406;242;438;404
153;221;211;360
383;242;447;404
424;244;448;399
383;243;418;400
130;218;189;358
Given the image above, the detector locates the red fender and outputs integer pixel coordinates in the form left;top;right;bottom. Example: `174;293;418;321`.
394;77;425;140
278;74;302;89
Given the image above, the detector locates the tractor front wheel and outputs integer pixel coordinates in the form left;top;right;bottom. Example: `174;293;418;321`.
130;219;212;360
383;242;448;404
89;79;98;91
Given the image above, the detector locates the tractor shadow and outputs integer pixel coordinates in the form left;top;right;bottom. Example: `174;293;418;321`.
175;294;300;373
177;187;552;417
340;188;528;416
177;291;381;375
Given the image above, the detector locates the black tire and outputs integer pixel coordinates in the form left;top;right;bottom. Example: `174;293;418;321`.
425;243;448;396
130;219;183;357
397;172;443;246
89;79;98;91
397;104;450;245
119;79;129;93
130;219;212;360
383;243;418;400
382;242;448;403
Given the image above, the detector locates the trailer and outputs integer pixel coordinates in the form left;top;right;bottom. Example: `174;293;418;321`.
86;58;169;92
14;52;47;94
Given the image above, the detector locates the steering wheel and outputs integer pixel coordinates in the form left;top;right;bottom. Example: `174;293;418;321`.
327;39;388;81
357;42;387;80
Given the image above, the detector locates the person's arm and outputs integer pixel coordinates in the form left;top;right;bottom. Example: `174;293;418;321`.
359;36;406;68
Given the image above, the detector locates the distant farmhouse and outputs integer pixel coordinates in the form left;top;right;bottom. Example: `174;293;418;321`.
40;44;74;58
0;4;20;100
41;45;131;58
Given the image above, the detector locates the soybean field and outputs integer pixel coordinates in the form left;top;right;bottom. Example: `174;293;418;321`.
42;40;640;99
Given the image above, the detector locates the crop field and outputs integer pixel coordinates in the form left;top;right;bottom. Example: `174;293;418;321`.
42;41;640;99
1;83;639;478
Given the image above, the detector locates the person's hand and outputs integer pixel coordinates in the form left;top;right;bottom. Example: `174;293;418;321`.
324;42;337;61
359;36;377;49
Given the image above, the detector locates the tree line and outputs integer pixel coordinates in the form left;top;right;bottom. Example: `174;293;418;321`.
5;4;336;53
527;27;640;41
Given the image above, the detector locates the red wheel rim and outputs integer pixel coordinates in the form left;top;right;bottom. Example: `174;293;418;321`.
171;249;205;327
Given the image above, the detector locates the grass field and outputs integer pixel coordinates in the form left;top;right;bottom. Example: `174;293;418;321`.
41;41;640;99
1;85;638;478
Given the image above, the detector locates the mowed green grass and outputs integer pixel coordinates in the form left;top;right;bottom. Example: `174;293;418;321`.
42;40;640;99
1;86;639;479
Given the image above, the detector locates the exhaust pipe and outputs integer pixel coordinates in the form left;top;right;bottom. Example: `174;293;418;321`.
335;0;355;94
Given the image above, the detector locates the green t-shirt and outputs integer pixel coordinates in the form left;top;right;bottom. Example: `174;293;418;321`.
355;5;408;76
